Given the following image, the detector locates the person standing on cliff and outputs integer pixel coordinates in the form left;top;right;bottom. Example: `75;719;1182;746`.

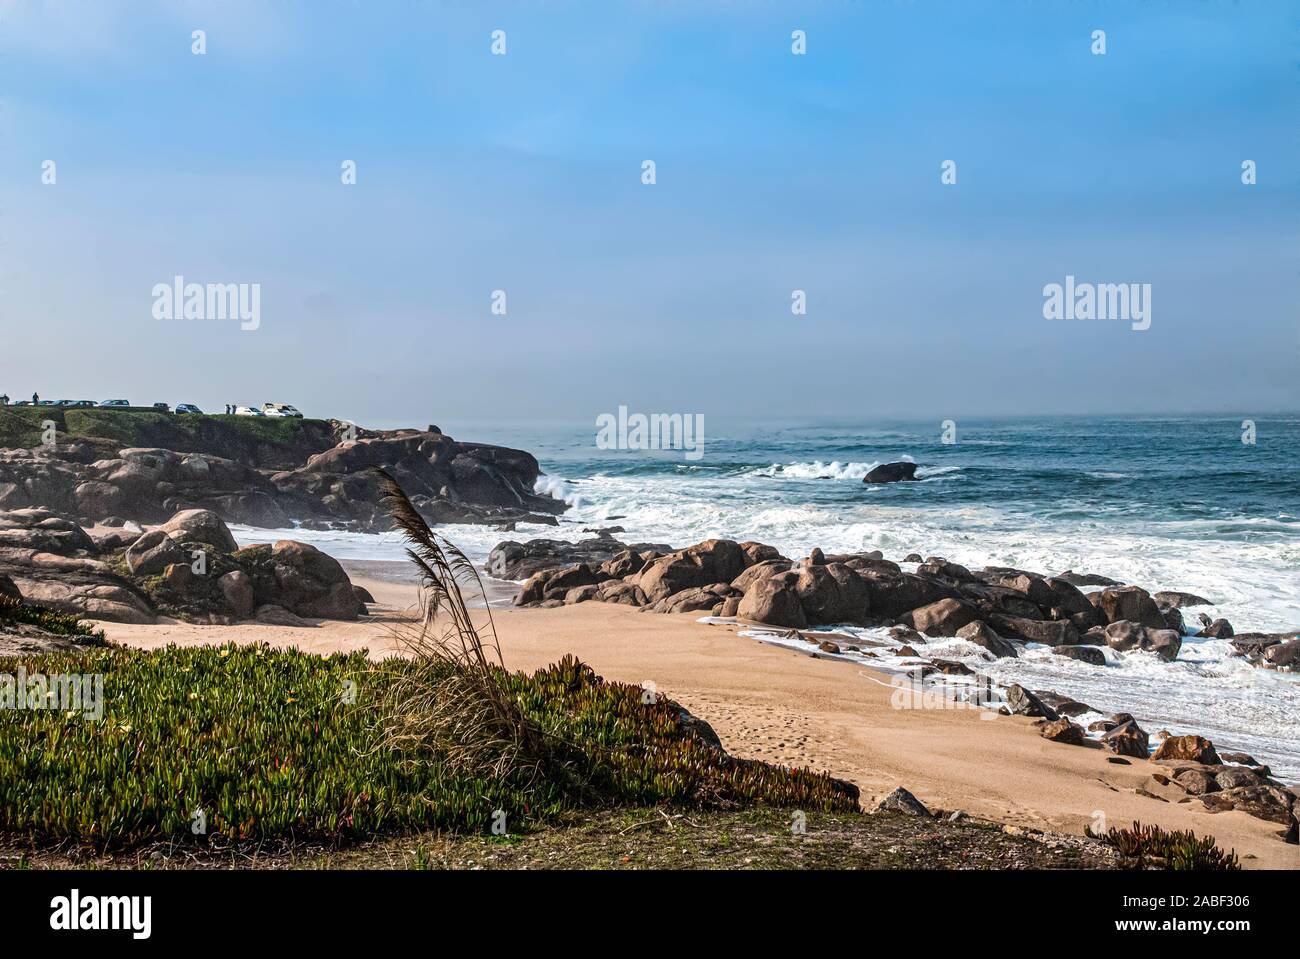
32;392;39;405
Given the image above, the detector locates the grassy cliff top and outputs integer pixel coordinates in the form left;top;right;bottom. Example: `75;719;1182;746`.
0;408;338;470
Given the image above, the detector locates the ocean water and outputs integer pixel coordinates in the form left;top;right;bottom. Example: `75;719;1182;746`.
232;415;1300;780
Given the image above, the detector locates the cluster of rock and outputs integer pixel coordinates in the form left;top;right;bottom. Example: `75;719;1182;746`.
0;507;371;626
0;425;566;533
499;535;1292;669
1013;693;1298;842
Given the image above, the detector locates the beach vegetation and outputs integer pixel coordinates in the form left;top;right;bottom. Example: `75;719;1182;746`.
0;594;105;642
1087;821;1240;870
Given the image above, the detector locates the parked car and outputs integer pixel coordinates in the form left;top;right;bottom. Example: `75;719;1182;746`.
36;399;60;406
175;403;203;415
66;400;97;408
10;400;31;406
99;399;131;407
233;406;265;417
152;402;170;412
261;403;303;418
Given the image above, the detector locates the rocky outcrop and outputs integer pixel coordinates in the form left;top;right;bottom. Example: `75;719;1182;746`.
1151;734;1221;765
487;536;670;581
861;462;918;484
0;424;567;533
0;509;154;624
0;507;364;626
270;431;565;531
1227;632;1300;671
637;540;751;604
502;534;1288;679
1102;621;1182;662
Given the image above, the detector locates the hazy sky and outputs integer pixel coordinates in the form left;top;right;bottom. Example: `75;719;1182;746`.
1;0;1295;430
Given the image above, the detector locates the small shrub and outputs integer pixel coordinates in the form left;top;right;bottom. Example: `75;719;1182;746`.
1088;821;1240;870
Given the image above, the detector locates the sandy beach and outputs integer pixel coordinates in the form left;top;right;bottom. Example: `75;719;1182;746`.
97;570;1298;870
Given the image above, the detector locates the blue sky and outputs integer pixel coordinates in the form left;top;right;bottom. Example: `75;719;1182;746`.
1;0;1295;429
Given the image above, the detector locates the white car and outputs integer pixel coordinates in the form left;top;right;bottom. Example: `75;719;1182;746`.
261;403;303;418
233;406;265;417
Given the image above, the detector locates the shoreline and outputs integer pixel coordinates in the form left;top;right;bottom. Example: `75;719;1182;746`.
94;574;1299;870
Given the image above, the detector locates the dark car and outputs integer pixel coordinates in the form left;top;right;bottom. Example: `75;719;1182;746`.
152;402;170;412
175;403;203;415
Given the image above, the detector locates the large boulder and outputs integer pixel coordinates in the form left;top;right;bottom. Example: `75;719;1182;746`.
1089;585;1166;629
600;549;646;580
0;508;97;555
1142;628;1183;662
954;620;1019;658
989;614;1078;647
1264;639;1300;670
1151;734;1221;765
646;584;733;615
15;576;154;624
740;541;787;565
731;559;793;593
1102;720;1150;758
218;570;256;619
267;540;363;620
979;568;1056;611
903;597;978;637
862;462;918;484
1200;618;1234;639
1052;644;1106;666
74;481;124;518
594;581;648;606
789;563;871;625
637;539;749;604
124;528;190;577
1153;590;1213;608
1103;621;1182;661
1044;576;1106;629
857;570;961;619
736;573;807;628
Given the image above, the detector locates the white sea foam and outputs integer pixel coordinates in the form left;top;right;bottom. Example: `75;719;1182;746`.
736;623;1300;782
749;460;877;480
